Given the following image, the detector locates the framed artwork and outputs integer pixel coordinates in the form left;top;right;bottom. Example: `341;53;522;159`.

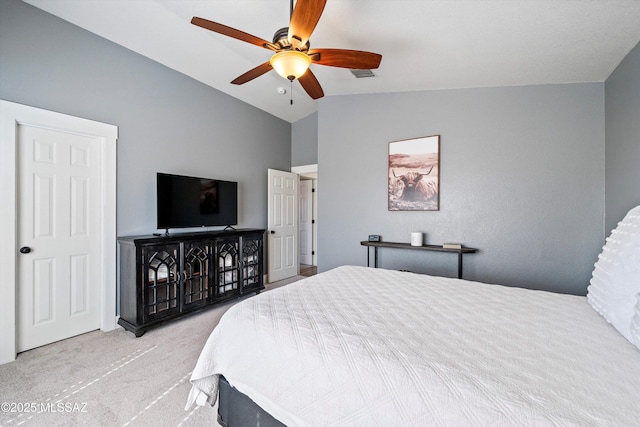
388;135;440;211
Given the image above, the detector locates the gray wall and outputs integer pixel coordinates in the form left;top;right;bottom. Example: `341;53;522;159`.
318;84;605;295
605;41;640;232
292;112;318;166
0;0;291;236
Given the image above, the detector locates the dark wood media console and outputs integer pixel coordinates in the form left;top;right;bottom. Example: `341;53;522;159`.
118;229;265;336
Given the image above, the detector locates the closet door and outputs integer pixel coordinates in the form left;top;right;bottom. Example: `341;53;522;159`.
17;125;102;352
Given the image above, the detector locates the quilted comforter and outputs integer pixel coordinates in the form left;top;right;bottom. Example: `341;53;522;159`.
187;266;640;426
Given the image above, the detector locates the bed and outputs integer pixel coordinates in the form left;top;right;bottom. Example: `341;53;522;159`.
187;208;640;426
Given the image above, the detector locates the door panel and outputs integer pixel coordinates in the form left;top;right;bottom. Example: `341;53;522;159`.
70;176;89;236
17;125;102;352
33;174;55;238
70;254;89;315
33;258;54;325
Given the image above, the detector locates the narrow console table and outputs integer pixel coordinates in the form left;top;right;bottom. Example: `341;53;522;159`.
360;241;478;279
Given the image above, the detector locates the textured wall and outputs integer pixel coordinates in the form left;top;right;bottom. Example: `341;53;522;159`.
318;84;605;295
0;0;291;236
292;112;319;166
605;41;640;232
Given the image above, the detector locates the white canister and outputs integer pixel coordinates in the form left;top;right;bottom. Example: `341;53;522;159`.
411;232;423;246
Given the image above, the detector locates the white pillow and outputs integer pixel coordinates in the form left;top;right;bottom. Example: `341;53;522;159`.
587;205;640;349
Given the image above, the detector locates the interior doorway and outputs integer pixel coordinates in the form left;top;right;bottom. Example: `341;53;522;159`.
291;164;318;277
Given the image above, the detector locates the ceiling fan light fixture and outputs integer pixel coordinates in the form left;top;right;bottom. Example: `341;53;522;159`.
270;50;311;81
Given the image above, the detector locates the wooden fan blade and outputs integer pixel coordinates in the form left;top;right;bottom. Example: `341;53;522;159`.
308;49;382;69
191;17;279;51
288;0;327;48
298;68;324;100
231;62;273;85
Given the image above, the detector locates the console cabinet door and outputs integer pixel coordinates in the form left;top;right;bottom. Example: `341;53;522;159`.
214;237;240;301
142;243;181;322
241;234;264;294
182;240;212;311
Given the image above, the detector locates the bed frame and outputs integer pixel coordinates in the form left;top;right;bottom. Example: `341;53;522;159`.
218;376;285;427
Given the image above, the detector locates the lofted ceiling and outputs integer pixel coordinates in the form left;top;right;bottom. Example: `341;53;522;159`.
23;0;640;123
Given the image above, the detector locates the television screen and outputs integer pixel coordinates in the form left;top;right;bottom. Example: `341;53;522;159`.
157;173;238;229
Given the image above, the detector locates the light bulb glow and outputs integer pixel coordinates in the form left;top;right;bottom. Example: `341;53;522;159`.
270;50;311;81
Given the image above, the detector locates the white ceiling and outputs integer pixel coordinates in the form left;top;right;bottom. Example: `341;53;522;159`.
23;0;640;123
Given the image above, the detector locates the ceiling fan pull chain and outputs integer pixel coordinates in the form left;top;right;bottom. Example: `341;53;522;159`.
290;80;294;105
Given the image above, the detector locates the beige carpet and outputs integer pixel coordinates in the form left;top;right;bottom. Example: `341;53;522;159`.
0;276;305;427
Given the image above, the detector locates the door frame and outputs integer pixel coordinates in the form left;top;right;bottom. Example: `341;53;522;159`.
291;164;318;266
298;179;313;266
0;100;118;365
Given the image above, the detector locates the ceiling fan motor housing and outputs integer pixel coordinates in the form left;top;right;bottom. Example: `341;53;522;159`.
273;27;310;52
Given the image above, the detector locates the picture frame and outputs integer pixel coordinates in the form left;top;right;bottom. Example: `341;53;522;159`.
388;135;440;211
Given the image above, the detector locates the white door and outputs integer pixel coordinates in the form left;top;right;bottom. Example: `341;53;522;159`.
267;169;299;282
299;180;313;265
17;125;102;352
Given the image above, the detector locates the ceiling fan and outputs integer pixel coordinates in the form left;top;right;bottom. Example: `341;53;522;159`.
191;0;382;100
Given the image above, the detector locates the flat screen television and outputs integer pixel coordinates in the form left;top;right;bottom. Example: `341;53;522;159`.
157;173;238;230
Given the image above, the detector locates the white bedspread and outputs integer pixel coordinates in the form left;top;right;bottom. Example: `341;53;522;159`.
187;266;640;426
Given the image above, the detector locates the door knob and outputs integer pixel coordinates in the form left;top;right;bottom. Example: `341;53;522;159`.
270;230;275;234
19;246;31;254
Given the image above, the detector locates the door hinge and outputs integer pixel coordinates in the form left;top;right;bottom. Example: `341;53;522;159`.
312;251;315;255
312;219;315;224
312;188;315;192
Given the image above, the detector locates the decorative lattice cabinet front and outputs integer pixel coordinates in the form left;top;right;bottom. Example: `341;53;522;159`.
118;229;265;336
240;233;264;294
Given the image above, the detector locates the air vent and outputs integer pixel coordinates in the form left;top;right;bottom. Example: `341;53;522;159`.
350;69;376;78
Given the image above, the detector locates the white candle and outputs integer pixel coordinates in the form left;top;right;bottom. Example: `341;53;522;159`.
411;232;423;246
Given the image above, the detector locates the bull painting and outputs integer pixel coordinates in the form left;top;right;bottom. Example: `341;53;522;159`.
388;135;440;211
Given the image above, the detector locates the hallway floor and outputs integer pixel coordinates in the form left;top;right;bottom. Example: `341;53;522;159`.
300;264;317;277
